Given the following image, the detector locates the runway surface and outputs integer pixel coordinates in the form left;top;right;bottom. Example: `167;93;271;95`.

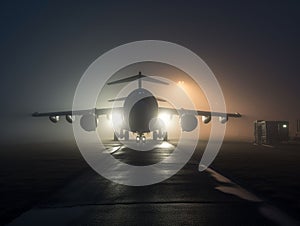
8;141;296;225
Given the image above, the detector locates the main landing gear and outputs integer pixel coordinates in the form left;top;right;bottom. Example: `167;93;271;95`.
114;130;167;142
113;129;129;141
153;130;168;141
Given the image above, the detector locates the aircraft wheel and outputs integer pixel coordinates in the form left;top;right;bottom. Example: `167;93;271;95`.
124;131;129;141
113;132;118;141
158;130;162;139
163;132;168;141
136;136;140;143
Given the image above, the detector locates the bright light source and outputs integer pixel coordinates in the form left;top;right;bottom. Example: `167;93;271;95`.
283;124;287;128
111;112;123;127
177;81;185;89
158;113;171;126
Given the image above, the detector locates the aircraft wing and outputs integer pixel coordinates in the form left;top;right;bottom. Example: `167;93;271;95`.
33;107;241;118
158;107;241;118
32;108;122;117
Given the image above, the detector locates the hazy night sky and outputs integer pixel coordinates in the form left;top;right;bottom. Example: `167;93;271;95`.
0;0;299;143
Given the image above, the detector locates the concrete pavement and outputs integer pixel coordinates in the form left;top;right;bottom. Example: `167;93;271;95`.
8;141;294;225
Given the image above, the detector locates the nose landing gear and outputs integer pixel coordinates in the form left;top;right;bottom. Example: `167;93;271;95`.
136;134;146;143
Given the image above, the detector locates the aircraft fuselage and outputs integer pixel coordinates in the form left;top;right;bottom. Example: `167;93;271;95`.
123;88;158;134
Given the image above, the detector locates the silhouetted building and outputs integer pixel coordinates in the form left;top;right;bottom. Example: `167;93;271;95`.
296;119;300;140
254;120;289;145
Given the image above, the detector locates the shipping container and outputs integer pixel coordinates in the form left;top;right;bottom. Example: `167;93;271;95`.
254;120;289;145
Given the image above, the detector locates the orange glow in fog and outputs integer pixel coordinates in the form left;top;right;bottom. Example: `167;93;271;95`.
177;81;185;89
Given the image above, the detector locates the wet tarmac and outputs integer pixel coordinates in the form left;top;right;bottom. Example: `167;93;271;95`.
7;141;298;225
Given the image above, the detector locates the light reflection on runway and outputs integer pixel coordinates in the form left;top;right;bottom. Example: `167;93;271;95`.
8;141;285;226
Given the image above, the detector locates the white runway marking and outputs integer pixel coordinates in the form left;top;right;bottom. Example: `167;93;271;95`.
204;166;298;226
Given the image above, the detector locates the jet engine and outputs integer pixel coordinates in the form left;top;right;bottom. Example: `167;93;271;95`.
66;115;74;123
80;114;98;131
202;115;211;124
219;116;228;124
49;116;59;123
180;114;198;132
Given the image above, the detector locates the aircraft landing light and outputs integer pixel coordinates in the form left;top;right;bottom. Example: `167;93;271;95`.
158;113;171;126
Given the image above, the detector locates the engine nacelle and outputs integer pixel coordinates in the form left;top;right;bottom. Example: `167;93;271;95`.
66;115;74;123
202;115;211;124
219;116;228;124
49;116;59;123
180;114;198;132
80;114;98;131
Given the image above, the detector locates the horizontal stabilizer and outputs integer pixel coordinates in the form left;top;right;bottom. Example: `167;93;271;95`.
107;74;144;85
108;97;166;102
142;76;169;85
107;72;169;86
